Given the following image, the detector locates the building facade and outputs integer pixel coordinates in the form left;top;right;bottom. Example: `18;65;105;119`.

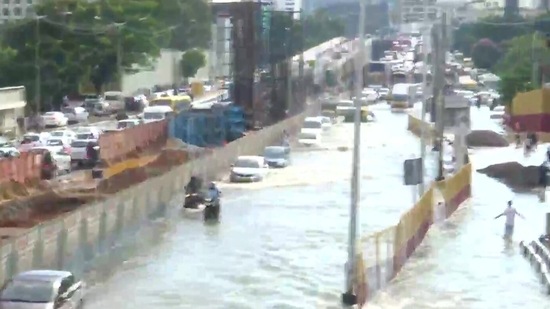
0;0;36;24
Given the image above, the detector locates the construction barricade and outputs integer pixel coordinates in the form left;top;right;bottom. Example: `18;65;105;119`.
0;152;42;185
99;120;168;165
354;113;473;306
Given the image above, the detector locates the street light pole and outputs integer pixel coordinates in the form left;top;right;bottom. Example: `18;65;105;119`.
342;0;366;305
34;16;45;113
419;0;430;195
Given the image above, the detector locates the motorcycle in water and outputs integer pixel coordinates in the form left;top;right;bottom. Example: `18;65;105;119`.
203;197;221;222
182;193;206;218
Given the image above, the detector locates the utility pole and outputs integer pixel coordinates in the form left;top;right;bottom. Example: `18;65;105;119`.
34;16;45;113
285;25;293;115
116;25;123;90
342;0;366;305
435;12;447;181
298;9;305;110
419;0;429;195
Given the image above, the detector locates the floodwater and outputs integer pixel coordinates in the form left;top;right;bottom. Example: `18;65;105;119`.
83;105;548;308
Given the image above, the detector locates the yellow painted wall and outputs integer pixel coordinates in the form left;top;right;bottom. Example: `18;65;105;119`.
512;89;544;116
104;155;158;179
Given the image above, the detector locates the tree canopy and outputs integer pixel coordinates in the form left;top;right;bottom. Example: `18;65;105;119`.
471;39;502;69
180;49;206;80
0;0;211;112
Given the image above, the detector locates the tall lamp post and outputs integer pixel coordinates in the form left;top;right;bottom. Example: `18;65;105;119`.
34;15;46;113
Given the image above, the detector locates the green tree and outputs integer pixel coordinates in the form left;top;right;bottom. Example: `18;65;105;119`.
494;34;550;103
303;10;346;50
180;49;206;81
154;0;212;51
471;38;502;69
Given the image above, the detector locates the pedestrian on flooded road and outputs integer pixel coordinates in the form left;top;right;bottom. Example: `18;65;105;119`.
494;200;524;239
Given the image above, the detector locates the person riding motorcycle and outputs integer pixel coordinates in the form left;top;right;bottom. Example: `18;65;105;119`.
185;175;202;194
184;176;204;209
206;182;221;203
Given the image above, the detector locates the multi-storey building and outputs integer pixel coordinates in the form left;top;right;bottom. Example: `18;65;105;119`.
397;0;439;24
0;0;36;24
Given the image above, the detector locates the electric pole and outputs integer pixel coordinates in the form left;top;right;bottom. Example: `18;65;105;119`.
435;12;447;181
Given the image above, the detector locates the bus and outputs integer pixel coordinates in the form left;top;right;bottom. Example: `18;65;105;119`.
149;94;192;114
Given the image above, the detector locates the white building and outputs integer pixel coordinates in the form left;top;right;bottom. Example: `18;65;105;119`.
0;0;36;24
398;0;440;24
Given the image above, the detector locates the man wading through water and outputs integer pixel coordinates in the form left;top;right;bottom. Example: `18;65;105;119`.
494;201;524;239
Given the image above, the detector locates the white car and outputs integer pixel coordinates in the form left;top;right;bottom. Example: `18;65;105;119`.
62;106;89;124
18;132;50;151
49;130;76;144
229;155;269;183
378;88;390;100
70;139;96;164
74;127;102;140
298;132;322;147
42;111;68;127
31;147;72;174
141;106;174;123
317;116;332;129
43;138;71;154
300;117;323;135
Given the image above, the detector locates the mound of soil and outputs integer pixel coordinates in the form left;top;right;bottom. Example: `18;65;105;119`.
466;130;509;147
478;162;539;190
0;190;100;228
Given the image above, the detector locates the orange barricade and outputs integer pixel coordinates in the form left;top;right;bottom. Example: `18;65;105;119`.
0;152;42;185
99;120;168;164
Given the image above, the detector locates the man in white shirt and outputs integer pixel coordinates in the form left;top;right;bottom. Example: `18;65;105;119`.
494;201;524;239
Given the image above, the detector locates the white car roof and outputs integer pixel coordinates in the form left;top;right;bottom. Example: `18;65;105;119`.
236;155;263;162
304;117;322;122
144;106;173;113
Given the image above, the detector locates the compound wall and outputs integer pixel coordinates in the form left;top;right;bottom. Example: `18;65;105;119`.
0;110;308;284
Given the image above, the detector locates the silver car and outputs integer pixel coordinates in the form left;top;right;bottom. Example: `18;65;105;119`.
0;270;85;308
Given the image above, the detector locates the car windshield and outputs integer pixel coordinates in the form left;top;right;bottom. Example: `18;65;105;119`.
46;140;63;146
50;132;64;137
104;95;120;101
264;147;285;158
0;279;55;303
299;133;316;140
23;135;39;142
303;121;321;129
76;133;93;140
143;112;165;120
234;158;260;168
392;94;408;101
71;140;90;148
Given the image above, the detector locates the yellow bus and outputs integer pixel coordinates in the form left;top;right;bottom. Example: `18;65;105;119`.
149;95;192;113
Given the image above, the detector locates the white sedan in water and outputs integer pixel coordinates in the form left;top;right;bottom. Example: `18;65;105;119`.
229;156;269;183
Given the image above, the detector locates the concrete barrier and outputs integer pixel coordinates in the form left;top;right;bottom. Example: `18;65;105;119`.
519;240;550;294
0;109;309;283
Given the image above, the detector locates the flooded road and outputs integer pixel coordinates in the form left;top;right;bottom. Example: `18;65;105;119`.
84;105;548;308
84;103;436;308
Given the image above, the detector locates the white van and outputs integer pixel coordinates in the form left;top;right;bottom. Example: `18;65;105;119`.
300;117;323;135
103;91;125;113
141;106;174;123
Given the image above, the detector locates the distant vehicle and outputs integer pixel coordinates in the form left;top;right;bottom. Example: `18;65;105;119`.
74;127;102;140
44;138;72;154
300;117;323;135
0;137;19;158
117;119;142;130
298;132;322;147
49;130;76;144
149;95;191;114
141;106;175;123
42;112;68;128
378;87;390;100
229;155;269;182
0;270;85;309
62;106;89;124
335;101;372;122
317;116;332;129
263;146;291;168
31;147;72;176
19;132;50;151
103;91;125;113
70;139;96;166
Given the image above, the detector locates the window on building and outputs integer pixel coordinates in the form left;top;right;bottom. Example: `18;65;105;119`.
13;7;21;15
13;0;20;4
2;8;8;16
26;6;33;16
2;0;8;4
27;0;33;3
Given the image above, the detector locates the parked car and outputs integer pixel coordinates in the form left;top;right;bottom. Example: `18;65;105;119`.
18;132;50;151
43;138;72;154
70;139;96;166
378;87;390;100
103;91;125;113
74;127;102;140
62;106;89;124
0;137;19;158
263;146;291;168
0;270;85;309
92;101;111;116
41;111;68;127
229;155;269;182
300;117;323;135
49;130;76;144
31;147;72;177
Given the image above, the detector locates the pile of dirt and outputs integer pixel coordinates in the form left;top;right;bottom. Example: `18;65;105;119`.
145;149;188;176
0;190;101;228
466;130;509;147
478;162;540;190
